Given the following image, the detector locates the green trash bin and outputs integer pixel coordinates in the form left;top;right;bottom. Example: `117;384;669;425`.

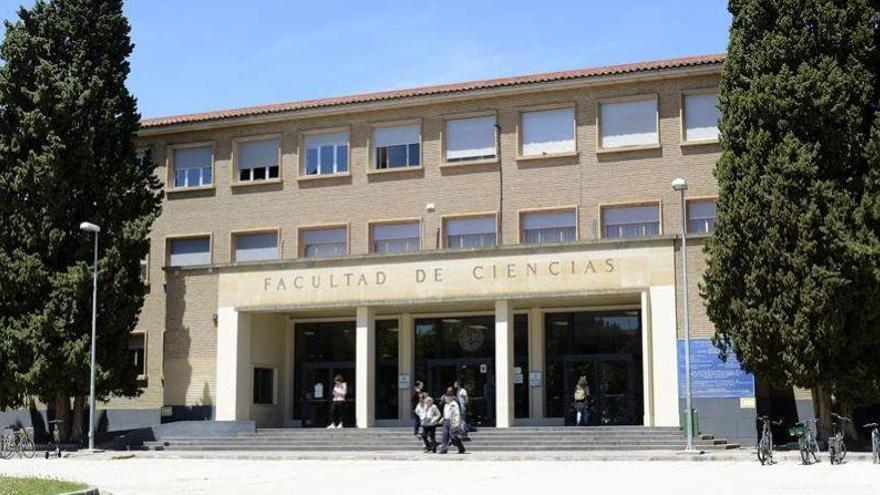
680;409;700;436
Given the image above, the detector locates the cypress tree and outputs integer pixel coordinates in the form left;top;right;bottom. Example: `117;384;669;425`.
0;0;161;441
702;0;880;435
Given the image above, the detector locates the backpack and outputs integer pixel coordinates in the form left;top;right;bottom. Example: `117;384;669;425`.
574;387;586;402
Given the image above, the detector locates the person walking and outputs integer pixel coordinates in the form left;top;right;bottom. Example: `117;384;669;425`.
574;375;590;426
411;381;424;436
328;374;347;428
438;392;466;454
454;380;470;438
417;395;442;452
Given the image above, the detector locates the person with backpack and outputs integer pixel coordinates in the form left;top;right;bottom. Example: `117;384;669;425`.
438;392;466;454
416;395;442;452
574;375;590;426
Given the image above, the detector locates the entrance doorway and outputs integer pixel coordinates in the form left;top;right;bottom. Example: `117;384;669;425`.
299;362;355;427
562;354;637;425
426;358;494;427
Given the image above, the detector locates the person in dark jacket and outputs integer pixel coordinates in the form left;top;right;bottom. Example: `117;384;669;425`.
411;380;424;436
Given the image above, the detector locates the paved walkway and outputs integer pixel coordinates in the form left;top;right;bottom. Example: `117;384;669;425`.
1;456;879;495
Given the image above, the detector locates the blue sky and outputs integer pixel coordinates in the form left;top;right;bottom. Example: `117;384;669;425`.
0;1;731;119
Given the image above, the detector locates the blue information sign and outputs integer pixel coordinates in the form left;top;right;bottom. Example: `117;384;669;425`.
677;339;754;398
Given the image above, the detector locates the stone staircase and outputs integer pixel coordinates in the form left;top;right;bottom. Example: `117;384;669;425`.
144;426;740;452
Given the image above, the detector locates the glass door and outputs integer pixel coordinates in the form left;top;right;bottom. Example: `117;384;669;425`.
299;362;355;427
426;358;494;427
562;354;637;425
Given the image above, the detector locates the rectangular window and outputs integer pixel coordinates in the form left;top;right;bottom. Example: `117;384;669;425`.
602;204;660;239
522;210;577;245
687;199;717;234
303;132;348;176
140;251;149;284
237;138;280;182
445;115;497;163
253;367;274;405
521;107;576;156
445;216;496;249
374;124;420;169
168;236;210;267
600;98;658;149
301;227;347;258
684;93;720;142
233;232;279;262
372;222;420;253
129;333;145;377
172;145;213;188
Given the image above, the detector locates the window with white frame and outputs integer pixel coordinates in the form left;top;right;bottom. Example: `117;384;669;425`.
684;93;721;142
233;232;279;262
445;115;497;162
168;237;211;267
374;124;420;169
521;210;577;245
687;199;716;234
602;204;660;238
172;145;213;188
140;250;149;284
521;107;576;156
599;98;658;149
303;132;348;176
237;138;280;182
445;216;496;249
253;367;274;405
129;333;146;377
372;222;420;253
301;227;347;258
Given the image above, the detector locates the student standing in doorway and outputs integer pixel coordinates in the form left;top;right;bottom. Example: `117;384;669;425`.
328;374;347;428
438;392;466;454
411;381;424;436
454;381;470;439
574;375;590;426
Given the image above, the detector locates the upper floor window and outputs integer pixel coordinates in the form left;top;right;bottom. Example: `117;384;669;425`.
683;92;721;143
168;236;211;267
373;124;420;169
236;137;280;182
521;210;577;245
602;204;660;239
599;97;658;150
520;107;576;157
301;226;347;258
444;115;497;163
445;215;496;249
303;131;349;176
140;250;149;284
233;231;280;262
372;221;420;253
129;333;146;378
171;145;213;189
687;199;716;234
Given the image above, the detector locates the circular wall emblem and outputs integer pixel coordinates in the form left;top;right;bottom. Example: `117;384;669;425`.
458;326;485;352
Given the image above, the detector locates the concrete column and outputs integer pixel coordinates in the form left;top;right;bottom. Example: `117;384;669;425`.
215;307;252;421
641;290;655;426
397;313;415;421
356;306;376;428
649;285;680;426
527;307;544;420
495;300;514;428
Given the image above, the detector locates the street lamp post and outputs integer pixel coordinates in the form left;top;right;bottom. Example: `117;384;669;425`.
79;221;100;452
671;178;695;452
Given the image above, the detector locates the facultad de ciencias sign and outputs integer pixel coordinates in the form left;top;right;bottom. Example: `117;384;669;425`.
260;257;617;292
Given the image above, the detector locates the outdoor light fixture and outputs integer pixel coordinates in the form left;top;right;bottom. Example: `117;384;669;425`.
671;178;695;452
79;221;101;452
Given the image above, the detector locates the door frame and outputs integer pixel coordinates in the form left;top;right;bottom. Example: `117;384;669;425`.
561;353;637;425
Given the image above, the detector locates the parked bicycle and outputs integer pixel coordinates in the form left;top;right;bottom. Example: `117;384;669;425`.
45;419;63;459
828;413;850;465
756;415;782;465
789;418;820;465
0;426;36;459
863;422;879;465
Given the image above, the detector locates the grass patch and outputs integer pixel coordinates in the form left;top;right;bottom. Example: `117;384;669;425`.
0;476;88;495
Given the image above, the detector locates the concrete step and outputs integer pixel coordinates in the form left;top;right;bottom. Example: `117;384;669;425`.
148;444;698;452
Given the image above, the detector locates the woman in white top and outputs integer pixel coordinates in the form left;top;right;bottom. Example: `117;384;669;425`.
328;374;347;428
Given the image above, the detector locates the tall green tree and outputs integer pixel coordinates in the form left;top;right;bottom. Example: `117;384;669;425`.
0;0;160;441
702;0;880;435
